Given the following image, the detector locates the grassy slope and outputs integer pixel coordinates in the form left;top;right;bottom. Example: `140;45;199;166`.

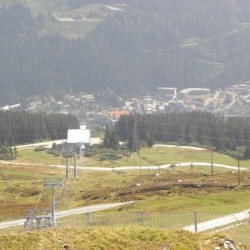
1;145;250;222
9;0;102;39
1;146;250;249
0;227;225;250
15;146;250;168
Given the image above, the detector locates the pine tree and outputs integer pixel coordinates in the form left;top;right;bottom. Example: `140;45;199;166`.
244;144;250;159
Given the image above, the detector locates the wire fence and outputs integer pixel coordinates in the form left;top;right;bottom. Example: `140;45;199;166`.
1;210;250;247
55;210;250;246
81;211;194;229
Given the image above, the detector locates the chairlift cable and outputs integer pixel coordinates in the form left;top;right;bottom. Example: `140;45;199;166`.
34;187;44;211
0;169;16;201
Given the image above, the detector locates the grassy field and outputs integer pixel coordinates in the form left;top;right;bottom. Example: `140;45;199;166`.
0;227;239;250
1;145;250;221
0;0;61;17
4;0;104;39
15;146;250;169
1;146;250;248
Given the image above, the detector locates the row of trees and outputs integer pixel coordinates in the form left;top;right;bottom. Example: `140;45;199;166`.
104;112;250;158
0;111;79;145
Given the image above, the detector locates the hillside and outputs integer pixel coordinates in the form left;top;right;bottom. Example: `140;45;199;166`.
0;227;228;250
1;144;250;248
1;1;250;104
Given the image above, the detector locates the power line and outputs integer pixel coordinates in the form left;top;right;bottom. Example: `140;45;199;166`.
0;169;16;201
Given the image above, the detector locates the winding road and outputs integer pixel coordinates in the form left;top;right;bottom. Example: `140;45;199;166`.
0;201;134;229
0;161;247;172
3;143;247;171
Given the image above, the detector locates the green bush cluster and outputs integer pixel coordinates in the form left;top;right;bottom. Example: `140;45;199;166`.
99;154;122;161
84;145;131;161
0;154;16;160
34;146;46;152
47;149;60;157
0;145;17;160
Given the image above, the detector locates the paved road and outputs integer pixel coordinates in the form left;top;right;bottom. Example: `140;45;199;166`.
16;140;66;149
48;161;248;171
0;201;134;229
183;209;250;233
0;160;247;171
153;144;208;151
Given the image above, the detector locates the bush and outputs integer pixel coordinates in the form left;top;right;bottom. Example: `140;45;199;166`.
0;154;16;160
47;149;60;157
99;153;122;161
84;151;96;157
85;144;131;160
34;146;46;152
140;140;147;148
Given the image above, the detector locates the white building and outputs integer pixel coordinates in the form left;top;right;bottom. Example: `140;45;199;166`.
180;88;210;96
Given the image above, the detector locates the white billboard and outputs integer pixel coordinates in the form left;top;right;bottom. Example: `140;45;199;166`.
67;129;90;144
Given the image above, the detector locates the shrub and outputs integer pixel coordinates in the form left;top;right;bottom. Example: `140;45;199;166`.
0;154;16;160
34;146;46;152
84;151;96;157
47;149;60;157
99;153;122;161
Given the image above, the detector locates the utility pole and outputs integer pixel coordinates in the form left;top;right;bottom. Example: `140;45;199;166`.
131;116;139;154
140;157;142;176
74;150;77;179
66;156;69;179
63;143;70;179
43;178;62;225
211;147;214;175
238;154;240;185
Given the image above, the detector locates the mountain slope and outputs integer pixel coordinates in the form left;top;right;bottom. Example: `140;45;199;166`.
1;1;250;104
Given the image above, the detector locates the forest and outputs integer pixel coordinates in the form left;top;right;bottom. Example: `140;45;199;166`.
0;111;79;145
1;2;250;104
106;112;250;158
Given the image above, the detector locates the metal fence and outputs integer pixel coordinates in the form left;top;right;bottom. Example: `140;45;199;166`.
55;210;250;246
1;210;250;247
82;211;194;229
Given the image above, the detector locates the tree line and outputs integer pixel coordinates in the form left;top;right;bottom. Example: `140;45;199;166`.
0;111;79;145
104;112;250;158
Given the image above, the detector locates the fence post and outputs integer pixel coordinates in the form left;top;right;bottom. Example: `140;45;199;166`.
86;212;90;227
140;211;144;226
194;211;198;233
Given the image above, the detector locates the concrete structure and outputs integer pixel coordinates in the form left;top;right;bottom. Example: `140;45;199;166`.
180;88;210;96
